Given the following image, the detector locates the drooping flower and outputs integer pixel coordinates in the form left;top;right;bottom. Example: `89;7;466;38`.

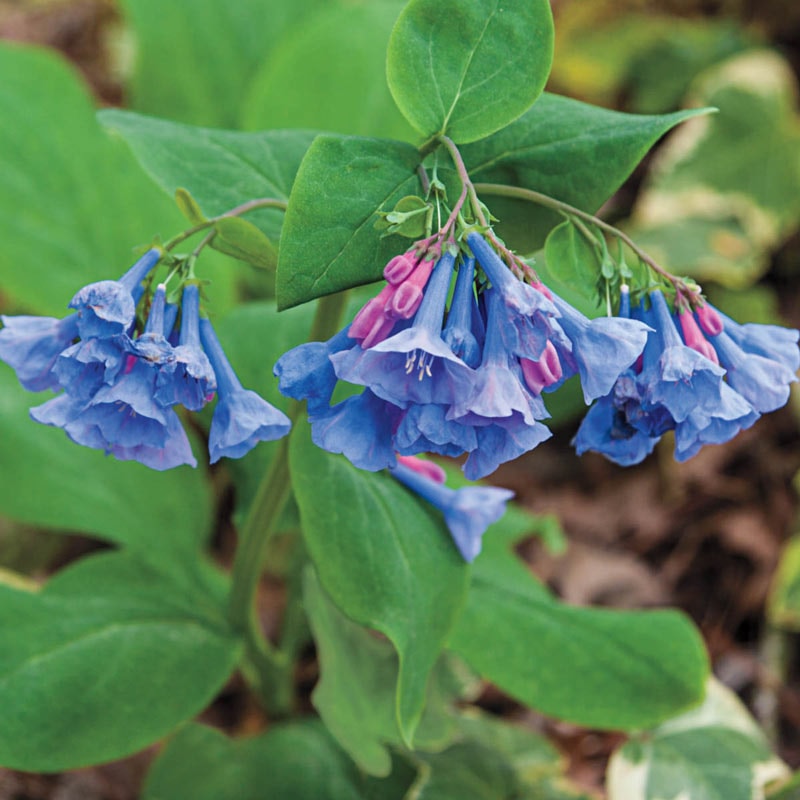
332;251;476;408
0;313;79;392
389;459;514;562
68;248;161;339
200;318;291;463
155;284;216;411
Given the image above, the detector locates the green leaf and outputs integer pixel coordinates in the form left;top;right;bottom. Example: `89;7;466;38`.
175;188;207;225
277;134;422;309
768;536;800;631
607;679;789;800
0;551;240;771
629;50;800;288
449;533;709;730
142;720;415;800
462;93;709;252
99;109;316;243
212;216;278;270
289;424;470;744
304;567;472;776
0;367;212;556
544;221;603;301
119;0;324;127
768;772;800;800
386;0;554;143
242;1;415;141
0;44;188;317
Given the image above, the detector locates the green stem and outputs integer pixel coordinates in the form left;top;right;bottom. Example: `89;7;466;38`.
227;291;349;713
164;197;288;251
472;182;689;290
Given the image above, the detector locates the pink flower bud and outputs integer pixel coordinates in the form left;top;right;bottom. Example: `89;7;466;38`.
396;454;446;483
520;341;562;394
695;303;723;337
678;309;719;364
387;258;435;319
383;253;419;285
359;315;397;349
349;284;395;340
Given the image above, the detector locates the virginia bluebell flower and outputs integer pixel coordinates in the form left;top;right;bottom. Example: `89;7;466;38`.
200;318;291;463
572;285;796;465
332;251;476;408
389;459;514;562
0;313;79;392
68;248;161;339
155;284;216;411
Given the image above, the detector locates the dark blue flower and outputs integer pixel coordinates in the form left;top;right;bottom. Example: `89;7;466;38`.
573;391;660;466
463;415;552;480
393;402;478;458
0;313;79;392
68;248;161;339
442;256;482;368
200;318;291;462
389;461;514;562
53;336;129;402
155;284;216;411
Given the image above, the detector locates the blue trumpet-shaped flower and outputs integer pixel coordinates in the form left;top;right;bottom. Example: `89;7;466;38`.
200;318;291;463
0;313;79;392
332;251;476;407
466;232;561;361
68;248;161;339
155;284;216;411
389;460;514;562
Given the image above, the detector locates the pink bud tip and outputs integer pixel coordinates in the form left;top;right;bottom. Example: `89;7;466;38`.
520;341;562;394
695;303;723;337
387;258;435;319
530;281;553;300
383;253;419;285
396;455;446;483
359;315;396;349
349;284;395;340
678;309;719;364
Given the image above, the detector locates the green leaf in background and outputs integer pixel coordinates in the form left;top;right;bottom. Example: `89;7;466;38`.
212;216;278;270
119;0;324;127
386;0;554;144
0;44;185;317
99;110;316;243
629;49;800;288
142;720;415;800
242;1;415;141
767;536;800;631
449;526;709;730
768;772;800;800
0;367;212;556
290;425;470;744
544;221;603;301
277;134;422;309
304;568;476;776
607;679;789;800
463;93;708;252
0;551;240;771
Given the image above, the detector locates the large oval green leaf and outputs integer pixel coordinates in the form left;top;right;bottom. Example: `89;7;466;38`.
289;425;470;744
0;552;240;771
386;0;554;143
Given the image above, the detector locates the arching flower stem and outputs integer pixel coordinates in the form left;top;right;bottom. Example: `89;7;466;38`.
227;291;348;715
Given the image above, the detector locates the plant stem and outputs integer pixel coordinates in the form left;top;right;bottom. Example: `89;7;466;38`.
226;291;349;713
164;197;288;251
472;182;688;290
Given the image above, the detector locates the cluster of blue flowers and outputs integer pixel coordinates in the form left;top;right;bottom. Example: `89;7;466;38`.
275;232;652;480
574;286;799;465
0;249;290;470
